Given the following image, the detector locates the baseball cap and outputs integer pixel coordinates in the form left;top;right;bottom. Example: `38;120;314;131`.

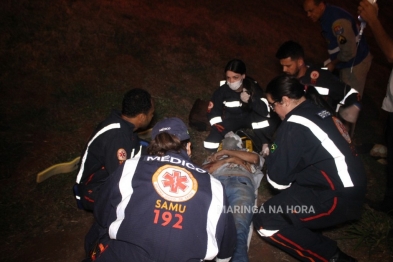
151;117;190;141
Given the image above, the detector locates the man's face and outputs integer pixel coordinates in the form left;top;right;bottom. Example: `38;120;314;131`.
303;0;325;22
279;57;301;78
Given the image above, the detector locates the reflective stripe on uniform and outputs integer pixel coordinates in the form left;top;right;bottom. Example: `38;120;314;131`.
261;97;269;107
252;120;269;129
340;88;358;105
223;101;242;107
210;116;222;125
288;115;354;187
314;86;330;96
204;141;220;149
204;176;224;260
257;227;279;237
261;98;271;116
76;123;121;183
267;174;291;190
336;88;359;112
328;46;340;55
109;158;140;239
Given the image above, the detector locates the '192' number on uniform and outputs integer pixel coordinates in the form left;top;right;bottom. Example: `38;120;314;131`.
153;209;183;229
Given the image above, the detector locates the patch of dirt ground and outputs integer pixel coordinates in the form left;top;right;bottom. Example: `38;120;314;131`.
1;0;393;261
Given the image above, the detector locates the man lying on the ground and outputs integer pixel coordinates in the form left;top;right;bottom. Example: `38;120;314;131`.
202;132;264;262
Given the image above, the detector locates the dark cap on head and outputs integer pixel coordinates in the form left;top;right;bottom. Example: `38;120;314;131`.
151;117;190;141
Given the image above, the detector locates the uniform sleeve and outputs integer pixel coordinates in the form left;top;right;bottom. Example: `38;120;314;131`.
266;123;307;189
104;132;139;175
215;190;237;260
332;18;358;62
207;87;226;125
94;163;126;228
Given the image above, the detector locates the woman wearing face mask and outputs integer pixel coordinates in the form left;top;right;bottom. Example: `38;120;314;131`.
204;59;278;153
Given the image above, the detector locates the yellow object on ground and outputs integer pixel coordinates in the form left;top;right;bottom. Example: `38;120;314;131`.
36;156;81;183
36;128;153;183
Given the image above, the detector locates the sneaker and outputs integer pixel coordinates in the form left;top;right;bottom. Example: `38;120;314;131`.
329;248;357;262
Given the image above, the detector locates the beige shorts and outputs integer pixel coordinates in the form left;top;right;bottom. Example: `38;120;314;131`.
340;52;373;98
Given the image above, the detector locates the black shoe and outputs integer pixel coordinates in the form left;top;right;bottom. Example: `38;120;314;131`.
329;248;357;262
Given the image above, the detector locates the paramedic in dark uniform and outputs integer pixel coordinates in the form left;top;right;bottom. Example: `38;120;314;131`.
204;59;278;153
303;0;372;97
253;76;366;261
86;117;236;262
275;40;361;124
74;88;154;211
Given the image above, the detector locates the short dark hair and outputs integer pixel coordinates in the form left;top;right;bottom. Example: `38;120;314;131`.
147;132;189;156
122;88;152;117
275;41;305;60
224;59;247;75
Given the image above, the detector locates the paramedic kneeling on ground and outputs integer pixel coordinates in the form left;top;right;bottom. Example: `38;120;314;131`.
85;117;236;262
253;75;366;262
204;59;277;153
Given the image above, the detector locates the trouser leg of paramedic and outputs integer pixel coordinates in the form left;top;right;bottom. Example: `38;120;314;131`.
253;184;364;261
218;176;255;262
204;114;249;150
340;52;372;98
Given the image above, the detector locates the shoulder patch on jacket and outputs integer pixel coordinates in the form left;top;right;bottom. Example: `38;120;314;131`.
317;110;331;119
310;70;320;85
117;148;127;163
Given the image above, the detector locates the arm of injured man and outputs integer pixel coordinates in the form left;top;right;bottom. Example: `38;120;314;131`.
202;155;252;174
214;149;261;166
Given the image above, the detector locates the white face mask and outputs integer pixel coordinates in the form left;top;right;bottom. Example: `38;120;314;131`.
227;79;243;91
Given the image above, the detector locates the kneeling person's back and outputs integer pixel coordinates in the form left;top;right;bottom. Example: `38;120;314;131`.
91;117;236;262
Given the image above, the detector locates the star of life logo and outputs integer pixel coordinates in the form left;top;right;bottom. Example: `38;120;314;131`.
152;165;198;202
310;70;319;80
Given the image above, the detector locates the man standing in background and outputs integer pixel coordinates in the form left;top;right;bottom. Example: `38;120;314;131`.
303;0;372;98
